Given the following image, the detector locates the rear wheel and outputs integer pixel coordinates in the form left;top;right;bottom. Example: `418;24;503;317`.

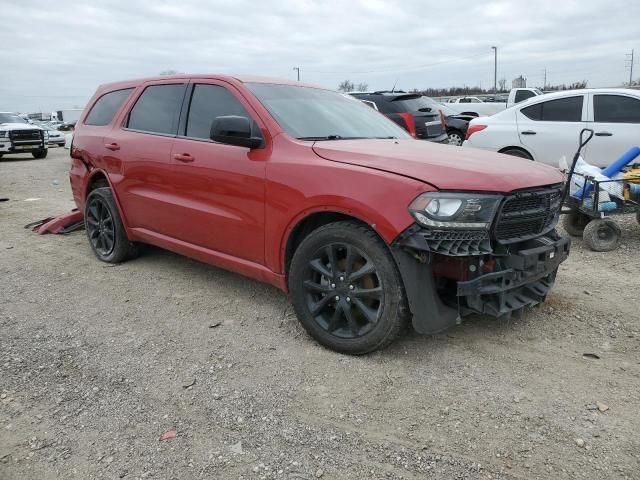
447;130;464;146
32;149;47;159
501;148;533;160
289;221;407;354
84;187;140;263
582;218;621;252
562;211;591;236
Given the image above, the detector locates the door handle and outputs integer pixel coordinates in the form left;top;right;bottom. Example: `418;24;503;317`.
104;142;120;151
173;153;195;163
521;130;536;135
595;131;613;137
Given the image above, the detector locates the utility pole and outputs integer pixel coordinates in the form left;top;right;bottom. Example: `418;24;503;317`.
293;67;300;81
625;50;634;85
491;46;497;93
543;68;547;90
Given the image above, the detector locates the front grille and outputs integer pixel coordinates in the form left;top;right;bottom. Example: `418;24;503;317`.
494;187;562;242
10;130;42;143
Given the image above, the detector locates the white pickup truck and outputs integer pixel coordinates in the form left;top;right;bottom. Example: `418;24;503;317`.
445;88;543;117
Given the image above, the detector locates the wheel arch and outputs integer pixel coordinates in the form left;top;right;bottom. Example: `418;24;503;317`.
498;145;534;160
84;169;133;237
282;210;387;276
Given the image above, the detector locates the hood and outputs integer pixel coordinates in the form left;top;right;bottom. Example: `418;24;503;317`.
312;139;564;192
0;122;42;130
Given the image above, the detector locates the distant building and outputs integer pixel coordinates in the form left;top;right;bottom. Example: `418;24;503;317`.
512;76;527;88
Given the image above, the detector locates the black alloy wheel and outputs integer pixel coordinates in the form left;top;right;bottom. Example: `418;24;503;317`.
83;187;141;263
289;221;408;354
86;196;116;257
302;243;383;339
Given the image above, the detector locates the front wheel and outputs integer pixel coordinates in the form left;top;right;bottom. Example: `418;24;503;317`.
289;221;407;354
32;149;48;159
582;218;621;252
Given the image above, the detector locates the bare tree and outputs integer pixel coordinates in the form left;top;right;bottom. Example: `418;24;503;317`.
355;82;369;92
337;80;355;92
498;78;507;92
159;69;180;76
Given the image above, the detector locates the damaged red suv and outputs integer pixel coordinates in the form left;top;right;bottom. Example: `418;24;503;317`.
70;75;569;354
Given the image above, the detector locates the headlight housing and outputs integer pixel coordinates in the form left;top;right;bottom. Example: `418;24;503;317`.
0;130;7;138
409;192;502;229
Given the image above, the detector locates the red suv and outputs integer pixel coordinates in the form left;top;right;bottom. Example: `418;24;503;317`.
70;75;569;354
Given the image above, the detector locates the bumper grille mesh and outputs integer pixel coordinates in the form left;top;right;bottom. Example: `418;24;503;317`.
494;187;562;242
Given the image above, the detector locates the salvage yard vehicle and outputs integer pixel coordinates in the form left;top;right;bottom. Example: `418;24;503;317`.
0;112;48;159
349;92;449;143
445;88;543;117
463;88;640;167
70;75;570;354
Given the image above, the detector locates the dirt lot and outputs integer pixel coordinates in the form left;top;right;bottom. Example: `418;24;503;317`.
1;147;639;480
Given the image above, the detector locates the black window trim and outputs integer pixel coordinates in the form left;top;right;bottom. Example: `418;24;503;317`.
84;87;135;127
121;82;188;138
175;81;263;146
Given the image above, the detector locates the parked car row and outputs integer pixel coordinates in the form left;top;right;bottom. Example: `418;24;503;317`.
463;88;640;167
350;92;469;145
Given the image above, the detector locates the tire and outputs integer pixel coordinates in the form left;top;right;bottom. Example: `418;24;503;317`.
562;211;590;237
289;221;407;354
501;148;533;160
84;187;140;263
447;130;464;146
582;219;621;252
32;149;48;159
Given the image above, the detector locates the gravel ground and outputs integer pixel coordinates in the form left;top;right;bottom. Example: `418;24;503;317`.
1;148;639;480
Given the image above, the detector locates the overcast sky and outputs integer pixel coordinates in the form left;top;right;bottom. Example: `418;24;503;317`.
1;0;638;113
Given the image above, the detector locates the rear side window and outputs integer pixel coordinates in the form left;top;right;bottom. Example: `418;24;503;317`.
185;84;252;140
85;88;134;126
127;84;186;135
514;90;536;103
594;95;640;123
521;96;583;122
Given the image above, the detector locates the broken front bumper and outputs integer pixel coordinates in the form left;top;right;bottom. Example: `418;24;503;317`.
392;228;570;334
457;234;570;317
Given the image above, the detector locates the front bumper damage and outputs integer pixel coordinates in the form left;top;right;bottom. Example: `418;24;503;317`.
391;226;570;335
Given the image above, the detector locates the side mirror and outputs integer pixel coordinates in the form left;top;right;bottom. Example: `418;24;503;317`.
210;116;264;149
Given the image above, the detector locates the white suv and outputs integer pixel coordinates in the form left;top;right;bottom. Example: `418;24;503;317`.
0;112;48;159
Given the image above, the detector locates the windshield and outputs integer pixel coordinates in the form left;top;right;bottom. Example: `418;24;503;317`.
0;113;26;124
246;83;411;140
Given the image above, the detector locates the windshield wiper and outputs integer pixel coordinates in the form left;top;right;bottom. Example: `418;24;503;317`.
297;135;365;141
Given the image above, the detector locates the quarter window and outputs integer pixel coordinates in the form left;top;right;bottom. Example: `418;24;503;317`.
185;84;253;140
594;95;640;123
521;96;583;122
85;88;134;126
127;84;186;135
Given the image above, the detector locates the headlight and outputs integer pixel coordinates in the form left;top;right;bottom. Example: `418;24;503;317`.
409;192;502;229
0;130;7;138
